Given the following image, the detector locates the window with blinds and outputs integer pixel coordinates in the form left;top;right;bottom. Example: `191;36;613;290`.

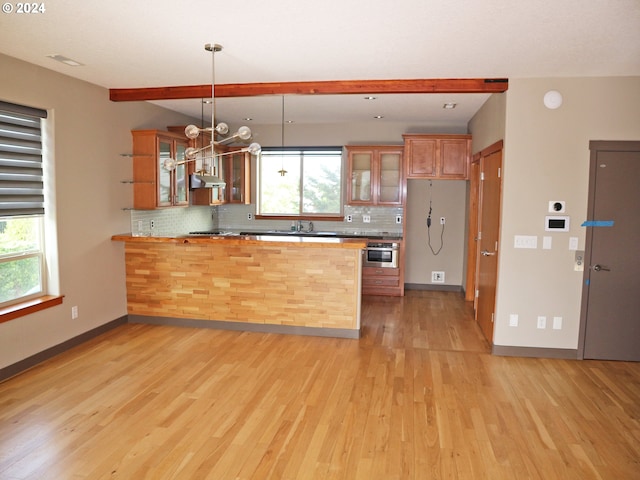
0;101;48;307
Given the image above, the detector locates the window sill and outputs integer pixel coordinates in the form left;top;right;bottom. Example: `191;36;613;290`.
0;295;64;324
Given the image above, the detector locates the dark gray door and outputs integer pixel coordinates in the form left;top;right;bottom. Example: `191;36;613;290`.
580;141;640;361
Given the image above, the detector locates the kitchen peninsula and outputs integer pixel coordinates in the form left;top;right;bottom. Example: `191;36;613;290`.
112;234;366;338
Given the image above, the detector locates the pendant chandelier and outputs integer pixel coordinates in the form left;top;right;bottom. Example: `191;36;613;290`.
163;44;261;187
278;96;287;176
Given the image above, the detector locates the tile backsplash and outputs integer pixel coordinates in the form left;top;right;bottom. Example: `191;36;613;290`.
130;204;403;237
217;204;403;235
130;206;214;236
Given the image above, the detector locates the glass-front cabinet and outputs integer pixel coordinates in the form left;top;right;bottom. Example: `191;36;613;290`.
132;130;190;209
346;146;403;205
228;151;251;204
191;150;251;206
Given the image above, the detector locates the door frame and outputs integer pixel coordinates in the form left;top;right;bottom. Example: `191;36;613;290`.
465;140;504;341
577;140;640;359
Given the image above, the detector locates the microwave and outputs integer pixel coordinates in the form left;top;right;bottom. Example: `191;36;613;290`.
364;242;399;268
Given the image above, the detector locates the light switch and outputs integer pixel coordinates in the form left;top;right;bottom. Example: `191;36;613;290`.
514;235;538;249
569;237;579;250
543;236;552;250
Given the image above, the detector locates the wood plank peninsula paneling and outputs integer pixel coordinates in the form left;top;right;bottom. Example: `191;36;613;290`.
112;235;365;338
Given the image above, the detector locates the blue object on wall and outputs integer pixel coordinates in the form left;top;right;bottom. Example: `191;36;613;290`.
581;220;614;227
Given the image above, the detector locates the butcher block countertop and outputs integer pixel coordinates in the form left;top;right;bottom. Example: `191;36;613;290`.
111;233;367;249
111;233;365;338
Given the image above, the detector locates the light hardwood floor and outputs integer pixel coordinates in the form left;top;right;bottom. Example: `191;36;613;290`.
1;291;639;479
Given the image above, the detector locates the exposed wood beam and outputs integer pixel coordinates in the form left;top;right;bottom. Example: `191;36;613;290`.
109;78;508;102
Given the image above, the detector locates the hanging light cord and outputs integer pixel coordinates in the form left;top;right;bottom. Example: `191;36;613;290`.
426;180;445;255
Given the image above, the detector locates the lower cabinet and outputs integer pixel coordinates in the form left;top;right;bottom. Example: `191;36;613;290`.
361;240;405;297
362;267;401;296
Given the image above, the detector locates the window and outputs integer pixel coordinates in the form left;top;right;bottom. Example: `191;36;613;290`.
257;148;343;217
0;101;48;308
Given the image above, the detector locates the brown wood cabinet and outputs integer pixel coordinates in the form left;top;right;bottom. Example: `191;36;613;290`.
167;126;252;206
346;146;404;205
403;134;471;180
361;240;405;297
191;150;251;206
131;130;190;209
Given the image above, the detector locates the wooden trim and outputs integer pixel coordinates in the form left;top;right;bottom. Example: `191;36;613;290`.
476;139;504;158
0;295;64;324
492;345;578;360
404;283;463;292
109;78;509;102
0;316;127;382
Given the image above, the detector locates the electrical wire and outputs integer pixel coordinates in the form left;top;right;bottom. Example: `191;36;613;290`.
426;180;445;255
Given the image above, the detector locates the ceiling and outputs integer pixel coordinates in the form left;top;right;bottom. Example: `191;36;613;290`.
1;0;638;128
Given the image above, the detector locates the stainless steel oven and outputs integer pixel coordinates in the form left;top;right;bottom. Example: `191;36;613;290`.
364;242;399;268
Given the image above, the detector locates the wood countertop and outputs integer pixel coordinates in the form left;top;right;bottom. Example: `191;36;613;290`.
111;233;367;249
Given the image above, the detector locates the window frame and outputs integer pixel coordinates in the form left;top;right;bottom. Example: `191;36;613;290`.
256;146;345;220
0;215;47;308
0;101;61;321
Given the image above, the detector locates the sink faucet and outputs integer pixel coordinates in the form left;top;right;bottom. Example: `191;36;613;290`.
296;220;314;232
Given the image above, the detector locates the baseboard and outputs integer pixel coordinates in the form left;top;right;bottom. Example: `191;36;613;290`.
0;316;128;383
405;283;463;293
128;315;361;339
492;344;578;360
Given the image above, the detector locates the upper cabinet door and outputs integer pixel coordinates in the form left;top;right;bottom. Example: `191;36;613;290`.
346;146;403;206
377;149;403;204
403;134;471;180
173;139;189;206
157;138;173;207
348;149;374;204
440;139;470;179
132;130;191;210
404;138;437;177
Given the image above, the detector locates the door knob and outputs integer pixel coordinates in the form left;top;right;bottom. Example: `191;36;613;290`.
481;250;496;256
592;264;610;271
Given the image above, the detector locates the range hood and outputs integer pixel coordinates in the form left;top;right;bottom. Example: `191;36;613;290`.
190;173;226;189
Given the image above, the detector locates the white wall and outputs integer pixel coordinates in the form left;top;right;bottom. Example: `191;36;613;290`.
0;54;198;369
473;77;640;350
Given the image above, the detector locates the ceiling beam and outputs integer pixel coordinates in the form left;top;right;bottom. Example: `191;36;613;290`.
109;78;508;102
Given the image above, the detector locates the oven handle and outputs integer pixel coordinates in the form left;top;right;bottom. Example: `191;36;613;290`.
366;246;399;251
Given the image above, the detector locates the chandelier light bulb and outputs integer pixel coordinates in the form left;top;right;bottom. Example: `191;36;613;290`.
163;157;177;171
247;142;262;155
184;124;200;139
185;147;198;160
237;126;252;140
215;122;229;135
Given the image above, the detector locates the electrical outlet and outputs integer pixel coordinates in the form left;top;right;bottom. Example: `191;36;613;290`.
574;250;585;271
247;213;253;220
537;316;547;329
346;214;353;223
71;306;78;319
440;217;445;225
150;220;155;229
395;215;402;224
363;214;371;223
431;271;445;283
509;314;519;327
